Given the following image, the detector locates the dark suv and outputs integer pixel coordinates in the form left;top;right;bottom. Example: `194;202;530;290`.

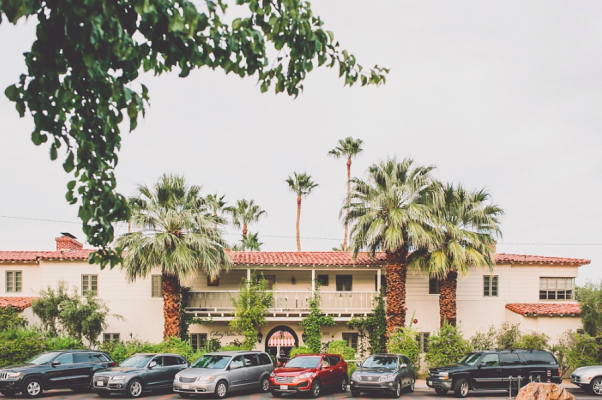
0;350;115;398
426;349;561;398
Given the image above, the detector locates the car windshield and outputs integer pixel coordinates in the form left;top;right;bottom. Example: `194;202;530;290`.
119;355;153;368
284;357;321;369
362;356;398;369
458;353;482;366
192;355;232;369
27;352;62;365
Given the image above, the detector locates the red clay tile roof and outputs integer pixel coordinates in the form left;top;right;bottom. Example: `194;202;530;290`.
0;297;36;311
230;251;386;266
495;253;590;265
505;303;581;317
0;250;94;262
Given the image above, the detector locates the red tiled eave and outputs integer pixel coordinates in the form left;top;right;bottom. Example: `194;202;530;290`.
505;303;581;317
495;253;590;265
0;297;36;311
0;250;94;262
229;251;387;266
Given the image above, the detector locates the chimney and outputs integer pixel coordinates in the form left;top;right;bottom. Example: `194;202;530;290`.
55;232;83;251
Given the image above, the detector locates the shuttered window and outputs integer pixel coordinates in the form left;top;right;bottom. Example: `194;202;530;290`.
429;278;439;294
483;275;498;297
539;277;574;300
152;275;162;297
6;271;22;293
81;275;98;295
103;333;120;342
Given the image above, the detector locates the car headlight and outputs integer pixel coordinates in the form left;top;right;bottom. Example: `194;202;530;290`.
351;373;360;381
111;376;126;381
197;376;213;382
6;372;21;379
379;374;395;382
440;372;449;377
270;372;275;377
293;373;313;381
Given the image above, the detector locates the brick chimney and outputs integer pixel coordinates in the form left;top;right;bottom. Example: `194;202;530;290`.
55;233;83;251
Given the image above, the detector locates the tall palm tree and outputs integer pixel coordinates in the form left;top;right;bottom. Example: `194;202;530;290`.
233;232;263;251
229;199;267;250
408;184;503;327
286;172;318;251
346;158;442;333
116;174;231;339
205;193;229;229
328;137;364;251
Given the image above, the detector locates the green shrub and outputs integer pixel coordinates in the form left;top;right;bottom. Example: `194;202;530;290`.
289;345;313;357
0;327;45;367
514;332;549;350
45;335;85;351
565;332;600;371
0;307;28;332
348;362;358;380
425;321;473;369
469;325;497;351
386;326;420;368
496;322;521;349
347;295;387;357
327;340;356;361
219;345;242;352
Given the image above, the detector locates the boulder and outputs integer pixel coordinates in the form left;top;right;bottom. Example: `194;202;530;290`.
516;382;575;400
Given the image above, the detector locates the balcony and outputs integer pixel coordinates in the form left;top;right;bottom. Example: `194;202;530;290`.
184;290;379;321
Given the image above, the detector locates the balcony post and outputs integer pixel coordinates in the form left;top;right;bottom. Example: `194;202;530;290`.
311;269;316;294
247;268;251;288
377;268;381;292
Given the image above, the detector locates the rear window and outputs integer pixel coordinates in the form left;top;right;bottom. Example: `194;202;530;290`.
91;353;109;363
329;356;341;366
259;354;272;365
522;351;556;365
74;353;91;363
500;353;521;366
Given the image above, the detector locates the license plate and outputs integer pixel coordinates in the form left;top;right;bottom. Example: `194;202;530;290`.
280;385;288;390
182;385;190;389
97;381;104;387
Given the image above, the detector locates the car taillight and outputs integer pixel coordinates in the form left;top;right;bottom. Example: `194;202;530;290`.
111;362;116;367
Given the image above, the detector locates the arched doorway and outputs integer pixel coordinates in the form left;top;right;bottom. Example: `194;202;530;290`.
264;326;299;360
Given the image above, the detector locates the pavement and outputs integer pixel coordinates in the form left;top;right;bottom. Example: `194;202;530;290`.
0;380;596;400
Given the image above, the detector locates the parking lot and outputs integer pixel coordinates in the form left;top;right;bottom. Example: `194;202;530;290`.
0;381;596;400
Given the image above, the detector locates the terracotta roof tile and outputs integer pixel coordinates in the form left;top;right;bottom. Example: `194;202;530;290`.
229;251;386;266
495;253;590;265
0;250;93;263
505;303;581;317
0;297;36;311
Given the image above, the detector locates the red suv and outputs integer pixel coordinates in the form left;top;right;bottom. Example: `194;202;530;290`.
269;354;348;398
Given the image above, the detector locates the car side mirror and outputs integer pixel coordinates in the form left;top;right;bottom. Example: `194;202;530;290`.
281;363;286;367
148;361;157;369
478;362;485;369
400;363;408;369
51;361;61;367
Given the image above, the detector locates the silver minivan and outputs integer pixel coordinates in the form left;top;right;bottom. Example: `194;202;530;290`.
173;351;274;398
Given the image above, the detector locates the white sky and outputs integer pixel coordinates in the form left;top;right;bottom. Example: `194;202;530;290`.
1;1;601;284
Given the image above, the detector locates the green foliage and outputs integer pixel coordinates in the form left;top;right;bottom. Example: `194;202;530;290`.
469;325;497;351
348;362;358;380
386;326;420;368
577;281;602;336
31;282;70;335
229;272;274;350
0;307;28;331
219;345;242;352
514;332;549;350
0;0;387;267
550;331;571;376
425;321;473;368
565;332;601;372
289;345;313;357
99;337;205;364
299;287;336;353
327;340;355;360
347;295;387;357
495;322;521;349
232;232;263;251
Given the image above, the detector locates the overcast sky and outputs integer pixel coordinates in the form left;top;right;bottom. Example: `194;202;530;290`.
1;1;601;284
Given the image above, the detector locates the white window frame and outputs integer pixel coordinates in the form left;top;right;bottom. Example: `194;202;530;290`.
483;275;498;297
6;271;22;293
190;333;208;351
81;274;98;295
539;277;575;300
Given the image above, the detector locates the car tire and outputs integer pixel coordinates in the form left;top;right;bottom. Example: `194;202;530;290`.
261;377;271;393
271;390;283;397
214;380;228;399
22;378;44;398
351;389;361;397
407;376;415;393
591;378;602;396
340;376;348;392
391;380;401;397
309;380;321;398
453;378;469;398
435;388;449;395
126;379;144;398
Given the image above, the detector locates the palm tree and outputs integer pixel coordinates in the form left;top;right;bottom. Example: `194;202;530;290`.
229;199;267;250
116;174;230;339
233;232;263;251
205;193;229;229
328;137;364;251
346;158;442;333
286;172;318;251
408;184;503;327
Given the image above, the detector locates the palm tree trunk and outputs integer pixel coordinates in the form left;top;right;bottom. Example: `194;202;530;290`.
296;196;302;251
439;271;458;327
242;224;248;251
385;247;409;335
162;273;181;340
343;158;351;251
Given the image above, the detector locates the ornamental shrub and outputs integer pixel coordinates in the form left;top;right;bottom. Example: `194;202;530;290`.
0;307;28;332
495;322;521;349
514;331;549;350
565;332;600;371
425;321;473;368
469;325;497;351
289;345;313;357
386;326;420;368
347;295;387;357
299;287;336;353
327;340;356;361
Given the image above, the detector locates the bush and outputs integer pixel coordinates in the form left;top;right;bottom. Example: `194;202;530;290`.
219;345;242;352
425;321;472;369
348;362;358;380
347;295;387;357
565;332;600;371
0;307;28;331
289;345;313;357
470;326;497;351
0;327;45;367
327;340;356;361
386;326;420;369
99;337;205;365
514;332;549;350
496;322;521;349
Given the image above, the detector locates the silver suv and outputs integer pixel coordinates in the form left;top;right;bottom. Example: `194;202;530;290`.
173;351;274;398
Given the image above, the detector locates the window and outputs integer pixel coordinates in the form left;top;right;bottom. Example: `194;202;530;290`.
374;275;386;292
342;332;359;350
6;271;22;293
103;333;120;342
243;354;259;366
429;278;439;294
336;275;352;291
74;353;91;363
82;274;98;295
522;351;556;365
230;356;244;369
207;275;219;286
539;278;575;300
328;356;341;366
317;275;329;287
191;333;208;351
55;353;74;365
163;356;179;366
500;353;521;366
91;353;109;363
416;332;430;353
483;275;498;297
152;275;162;297
259;353;272;365
263;275;275;290
402;356;410;366
480;353;500;367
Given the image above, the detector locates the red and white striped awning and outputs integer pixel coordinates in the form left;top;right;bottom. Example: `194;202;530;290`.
268;331;296;347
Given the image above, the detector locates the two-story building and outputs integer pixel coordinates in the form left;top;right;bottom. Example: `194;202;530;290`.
0;234;590;357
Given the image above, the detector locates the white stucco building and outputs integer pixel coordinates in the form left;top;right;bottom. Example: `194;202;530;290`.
0;234;590;357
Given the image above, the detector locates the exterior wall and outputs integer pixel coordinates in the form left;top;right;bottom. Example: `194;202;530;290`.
0;262;40;297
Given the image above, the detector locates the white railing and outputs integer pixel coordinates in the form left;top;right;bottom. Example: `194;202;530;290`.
185;290;379;312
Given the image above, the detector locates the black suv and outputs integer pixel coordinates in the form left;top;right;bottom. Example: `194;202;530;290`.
0;350;115;398
426;349;561;398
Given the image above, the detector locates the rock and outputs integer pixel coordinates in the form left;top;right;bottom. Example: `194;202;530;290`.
516;382;575;400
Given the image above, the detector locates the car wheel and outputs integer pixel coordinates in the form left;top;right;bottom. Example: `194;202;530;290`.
310;380;321;398
453;378;469;398
351;389;361;397
340;376;348;392
22;378;43;398
214;380;228;399
591;378;602;396
391;380;401;397
261;377;271;393
127;379;144;398
435;388;449;395
407;376;415;393
271;391;283;397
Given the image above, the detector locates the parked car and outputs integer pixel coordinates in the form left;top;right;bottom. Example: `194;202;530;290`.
268;354;348;398
571;366;602;395
349;353;415;397
0;350;115;398
426;349;561;398
92;353;189;398
173;350;274;398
